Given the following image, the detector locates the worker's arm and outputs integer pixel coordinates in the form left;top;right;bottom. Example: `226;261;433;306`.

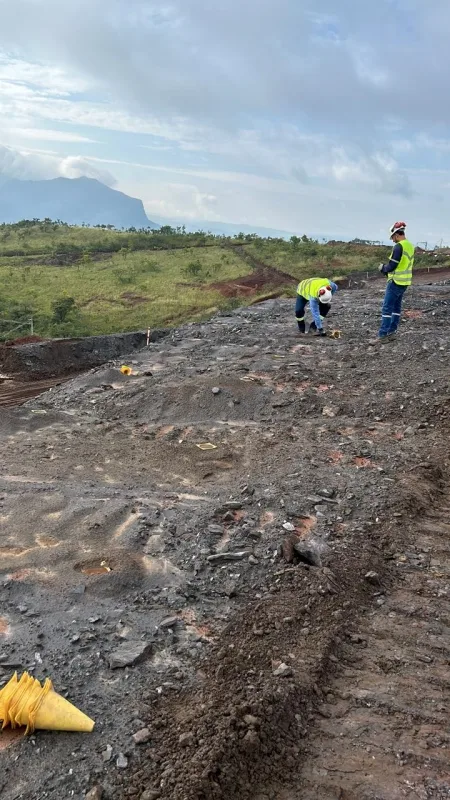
381;243;403;274
329;281;338;294
309;298;323;329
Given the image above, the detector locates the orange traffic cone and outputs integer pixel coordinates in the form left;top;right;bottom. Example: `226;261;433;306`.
0;672;94;734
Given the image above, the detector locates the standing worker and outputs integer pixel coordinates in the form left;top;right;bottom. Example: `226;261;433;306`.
377;222;414;341
295;278;338;336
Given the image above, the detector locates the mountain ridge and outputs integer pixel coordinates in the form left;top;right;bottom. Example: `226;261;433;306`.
0;176;158;230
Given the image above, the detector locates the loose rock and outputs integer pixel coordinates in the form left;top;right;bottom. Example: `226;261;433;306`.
207;524;224;536
116;753;128;769
158;616;180;630
133;728;151;745
317;488;335;498
109;641;152;669
243;729;260;750
102;745;113;763
293;541;322;567
243;714;260;727
273;662;293;678
179;732;194;747
85;788;103;800
207;551;250;564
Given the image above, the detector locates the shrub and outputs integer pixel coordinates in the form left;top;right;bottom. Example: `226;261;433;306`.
51;296;77;323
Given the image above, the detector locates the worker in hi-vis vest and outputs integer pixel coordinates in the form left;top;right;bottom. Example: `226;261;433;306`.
295;278;338;336
377;222;414;341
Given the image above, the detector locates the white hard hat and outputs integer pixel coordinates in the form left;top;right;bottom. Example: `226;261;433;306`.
318;286;332;304
389;221;406;239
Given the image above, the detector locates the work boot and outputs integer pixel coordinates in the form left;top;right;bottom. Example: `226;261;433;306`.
368;333;396;345
297;321;306;334
382;332;397;342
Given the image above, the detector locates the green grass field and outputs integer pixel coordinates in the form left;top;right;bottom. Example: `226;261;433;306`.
0;221;444;341
0;220;220;258
246;238;390;281
0;244;253;337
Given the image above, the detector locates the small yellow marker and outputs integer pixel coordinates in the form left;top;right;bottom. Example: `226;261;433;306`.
120;365;132;375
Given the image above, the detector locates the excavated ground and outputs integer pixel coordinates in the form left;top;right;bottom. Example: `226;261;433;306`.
0;282;449;800
0;376;67;408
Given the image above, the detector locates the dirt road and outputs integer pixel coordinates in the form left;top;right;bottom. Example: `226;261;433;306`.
0;282;449;800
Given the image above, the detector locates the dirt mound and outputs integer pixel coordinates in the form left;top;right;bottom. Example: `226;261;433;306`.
4;334;46;346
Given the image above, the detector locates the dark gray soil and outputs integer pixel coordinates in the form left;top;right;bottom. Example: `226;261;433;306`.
0;329;168;378
0;283;449;800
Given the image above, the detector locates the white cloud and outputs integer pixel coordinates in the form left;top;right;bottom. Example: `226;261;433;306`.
0;144;116;186
58;155;116;186
0;55;91;95
0;145;50;181
141;183;220;221
4;127;98;143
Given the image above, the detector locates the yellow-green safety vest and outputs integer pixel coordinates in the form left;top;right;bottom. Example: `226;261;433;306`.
297;277;331;300
389;239;414;286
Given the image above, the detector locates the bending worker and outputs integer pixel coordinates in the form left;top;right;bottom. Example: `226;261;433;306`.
295;278;338;336
378;221;414;341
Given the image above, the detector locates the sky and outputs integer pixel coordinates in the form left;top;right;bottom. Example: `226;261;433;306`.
0;0;449;242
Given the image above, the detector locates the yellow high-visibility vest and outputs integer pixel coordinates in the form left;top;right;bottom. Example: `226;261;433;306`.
297;278;331;299
389;239;414;286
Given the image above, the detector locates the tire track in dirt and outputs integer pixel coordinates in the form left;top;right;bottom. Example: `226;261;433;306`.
0;377;66;407
262;487;450;800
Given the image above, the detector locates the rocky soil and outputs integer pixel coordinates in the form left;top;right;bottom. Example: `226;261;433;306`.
0;282;449;800
0;330;168;379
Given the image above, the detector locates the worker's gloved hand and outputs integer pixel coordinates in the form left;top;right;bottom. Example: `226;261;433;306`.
379;263;386;273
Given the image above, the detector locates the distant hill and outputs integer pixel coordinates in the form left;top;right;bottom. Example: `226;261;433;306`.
149;215;349;242
149;215;297;239
0;177;158;230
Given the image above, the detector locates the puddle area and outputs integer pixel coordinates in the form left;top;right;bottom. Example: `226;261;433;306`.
76;560;113;576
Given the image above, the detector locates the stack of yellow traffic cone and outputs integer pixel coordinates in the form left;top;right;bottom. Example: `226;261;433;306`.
0;672;94;734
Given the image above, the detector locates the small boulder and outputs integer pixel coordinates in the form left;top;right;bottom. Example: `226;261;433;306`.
293;541;322;567
109;641;152;669
273;662;293;678
133;728;151;745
